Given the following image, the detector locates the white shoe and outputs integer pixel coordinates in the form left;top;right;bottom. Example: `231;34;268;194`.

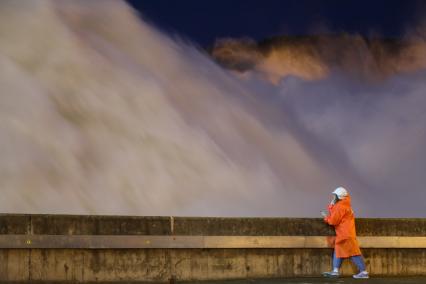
353;271;369;279
322;271;339;278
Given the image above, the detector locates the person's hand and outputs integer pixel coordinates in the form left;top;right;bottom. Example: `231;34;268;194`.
330;194;339;205
320;210;328;218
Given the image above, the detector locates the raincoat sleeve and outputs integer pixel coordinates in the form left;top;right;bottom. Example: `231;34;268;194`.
324;205;344;226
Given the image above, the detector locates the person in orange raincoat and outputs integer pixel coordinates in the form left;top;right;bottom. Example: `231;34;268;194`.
321;186;369;279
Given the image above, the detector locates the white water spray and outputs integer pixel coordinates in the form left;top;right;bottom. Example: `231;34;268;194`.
0;0;425;217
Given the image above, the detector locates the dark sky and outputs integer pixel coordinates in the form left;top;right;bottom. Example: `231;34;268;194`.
127;0;424;46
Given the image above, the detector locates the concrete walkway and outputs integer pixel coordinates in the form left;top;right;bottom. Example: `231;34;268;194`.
186;277;426;284
3;277;425;284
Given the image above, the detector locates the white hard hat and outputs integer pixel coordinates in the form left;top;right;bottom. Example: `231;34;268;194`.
332;186;348;199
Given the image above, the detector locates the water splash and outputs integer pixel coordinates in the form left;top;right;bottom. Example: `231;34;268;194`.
0;0;425;217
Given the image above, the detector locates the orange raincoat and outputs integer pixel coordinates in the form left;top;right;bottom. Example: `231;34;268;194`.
324;195;361;258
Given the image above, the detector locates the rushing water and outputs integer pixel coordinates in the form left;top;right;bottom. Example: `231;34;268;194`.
0;0;425;217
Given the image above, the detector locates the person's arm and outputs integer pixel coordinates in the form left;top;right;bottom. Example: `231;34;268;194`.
325;206;343;226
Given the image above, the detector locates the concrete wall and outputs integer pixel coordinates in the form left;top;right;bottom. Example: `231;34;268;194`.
1;214;426;282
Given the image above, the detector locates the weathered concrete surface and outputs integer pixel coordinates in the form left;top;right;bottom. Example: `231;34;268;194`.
0;214;171;235
2;248;426;282
30;215;171;235
2;214;426;236
174;217;426;236
1;214;426;282
0;214;31;234
0;249;29;281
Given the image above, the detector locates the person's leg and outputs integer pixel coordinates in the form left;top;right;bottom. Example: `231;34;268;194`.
332;251;343;272
323;251;343;277
351;255;369;279
350;255;366;272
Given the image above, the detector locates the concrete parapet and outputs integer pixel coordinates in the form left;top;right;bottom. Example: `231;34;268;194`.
0;214;425;282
